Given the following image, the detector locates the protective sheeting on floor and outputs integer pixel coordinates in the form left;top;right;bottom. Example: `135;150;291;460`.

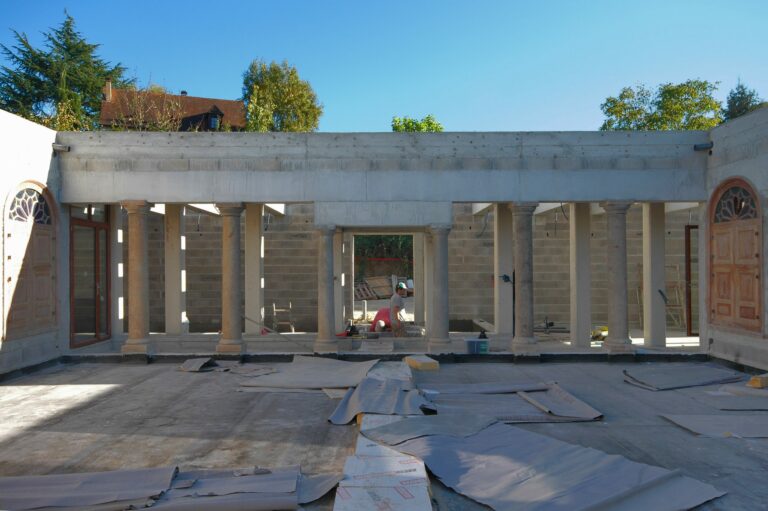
0;466;176;511
623;364;745;391
662;414;768;438
333;485;432;511
0;465;339;511
690;390;768;411
239;356;378;389
381;422;725;511
426;382;602;423
362;414;496;445
328;378;435;425
178;358;219;372
419;382;549;394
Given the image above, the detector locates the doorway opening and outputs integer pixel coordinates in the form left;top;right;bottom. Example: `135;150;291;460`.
70;204;111;347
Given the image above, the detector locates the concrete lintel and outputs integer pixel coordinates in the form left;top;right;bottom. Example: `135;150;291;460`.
315;201;452;228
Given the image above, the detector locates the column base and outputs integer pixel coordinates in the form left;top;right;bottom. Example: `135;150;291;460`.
313;339;338;353
511;337;539;355
603;338;634;353
428;338;452;354
216;340;244;354
121;340;152;355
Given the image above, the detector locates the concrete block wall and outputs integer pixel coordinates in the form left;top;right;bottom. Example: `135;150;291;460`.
448;204;495;322
127;202;697;335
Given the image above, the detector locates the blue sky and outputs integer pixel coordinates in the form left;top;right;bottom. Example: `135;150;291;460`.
2;0;767;132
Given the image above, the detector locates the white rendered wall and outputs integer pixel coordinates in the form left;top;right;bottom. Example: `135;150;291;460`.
0;110;62;374
705;108;768;370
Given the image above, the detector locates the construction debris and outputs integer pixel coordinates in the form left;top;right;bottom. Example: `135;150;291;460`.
623;364;745;391
179;357;219;372
404;355;439;371
747;373;768;389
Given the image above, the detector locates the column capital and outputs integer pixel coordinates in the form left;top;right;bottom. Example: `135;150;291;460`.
428;224;452;236
315;224;337;235
215;203;244;216
121;200;152;214
508;202;538;215
600;201;632;214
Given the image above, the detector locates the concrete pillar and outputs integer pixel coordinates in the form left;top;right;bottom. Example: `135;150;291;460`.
643;202;667;347
164;204;188;335
245;203;264;334
315;225;337;352
511;203;538;348
413;233;425;324
215;203;244;354
424;232;434;333
602;201;633;348
333;229;345;332
121;200;152;354
494;203;514;337
346;233;355;322
569;202;592;347
429;225;451;352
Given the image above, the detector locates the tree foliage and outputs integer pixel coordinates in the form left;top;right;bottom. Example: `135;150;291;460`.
242;59;322;132
391;114;444;132
723;81;764;122
108;85;185;132
600;80;722;131
354;235;413;281
0;13;128;129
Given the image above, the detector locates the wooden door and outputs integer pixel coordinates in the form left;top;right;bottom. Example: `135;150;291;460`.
4;188;56;339
709;180;762;332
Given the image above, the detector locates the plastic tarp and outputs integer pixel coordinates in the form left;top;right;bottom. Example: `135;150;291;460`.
662;414;768;438
0;466;177;510
623;364;745;391
329;378;435;425
362;414;497;445
389;423;725;511
428;383;602;423
239;356;378;389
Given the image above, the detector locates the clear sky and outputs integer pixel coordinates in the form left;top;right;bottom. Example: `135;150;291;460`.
2;0;767;132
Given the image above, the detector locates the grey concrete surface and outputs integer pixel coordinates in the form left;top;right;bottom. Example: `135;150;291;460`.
1;360;765;510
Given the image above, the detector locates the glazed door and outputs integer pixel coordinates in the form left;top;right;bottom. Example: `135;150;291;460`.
70;206;110;347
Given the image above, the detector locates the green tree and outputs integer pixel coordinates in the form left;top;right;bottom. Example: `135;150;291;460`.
723;81;764;121
242;59;322;132
391;114;444;132
0;13;129;128
600;80;722;131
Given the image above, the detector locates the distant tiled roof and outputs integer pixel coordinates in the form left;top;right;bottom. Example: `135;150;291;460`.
100;88;246;130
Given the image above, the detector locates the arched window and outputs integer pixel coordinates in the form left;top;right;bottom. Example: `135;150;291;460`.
709;178;762;332
8;188;52;225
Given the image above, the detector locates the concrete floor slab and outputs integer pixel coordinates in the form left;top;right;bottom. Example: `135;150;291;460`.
1;360;765;510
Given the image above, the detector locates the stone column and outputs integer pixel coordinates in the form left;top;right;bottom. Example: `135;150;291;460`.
121;200;152;354
511;202;538;348
333;230;345;332
602;201;633;348
569;202;592;347
494;203;514;337
643;202;666;347
215;203;244;354
424;232;435;333
429;225;451;353
245;203;264;334
345;233;355;323
413;233;426;324
164;204;187;335
315;225;337;352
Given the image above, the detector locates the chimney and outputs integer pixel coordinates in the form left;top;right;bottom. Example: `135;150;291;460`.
180;90;188;96
103;79;112;102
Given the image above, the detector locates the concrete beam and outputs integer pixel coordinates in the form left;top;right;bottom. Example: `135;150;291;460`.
58;131;709;204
